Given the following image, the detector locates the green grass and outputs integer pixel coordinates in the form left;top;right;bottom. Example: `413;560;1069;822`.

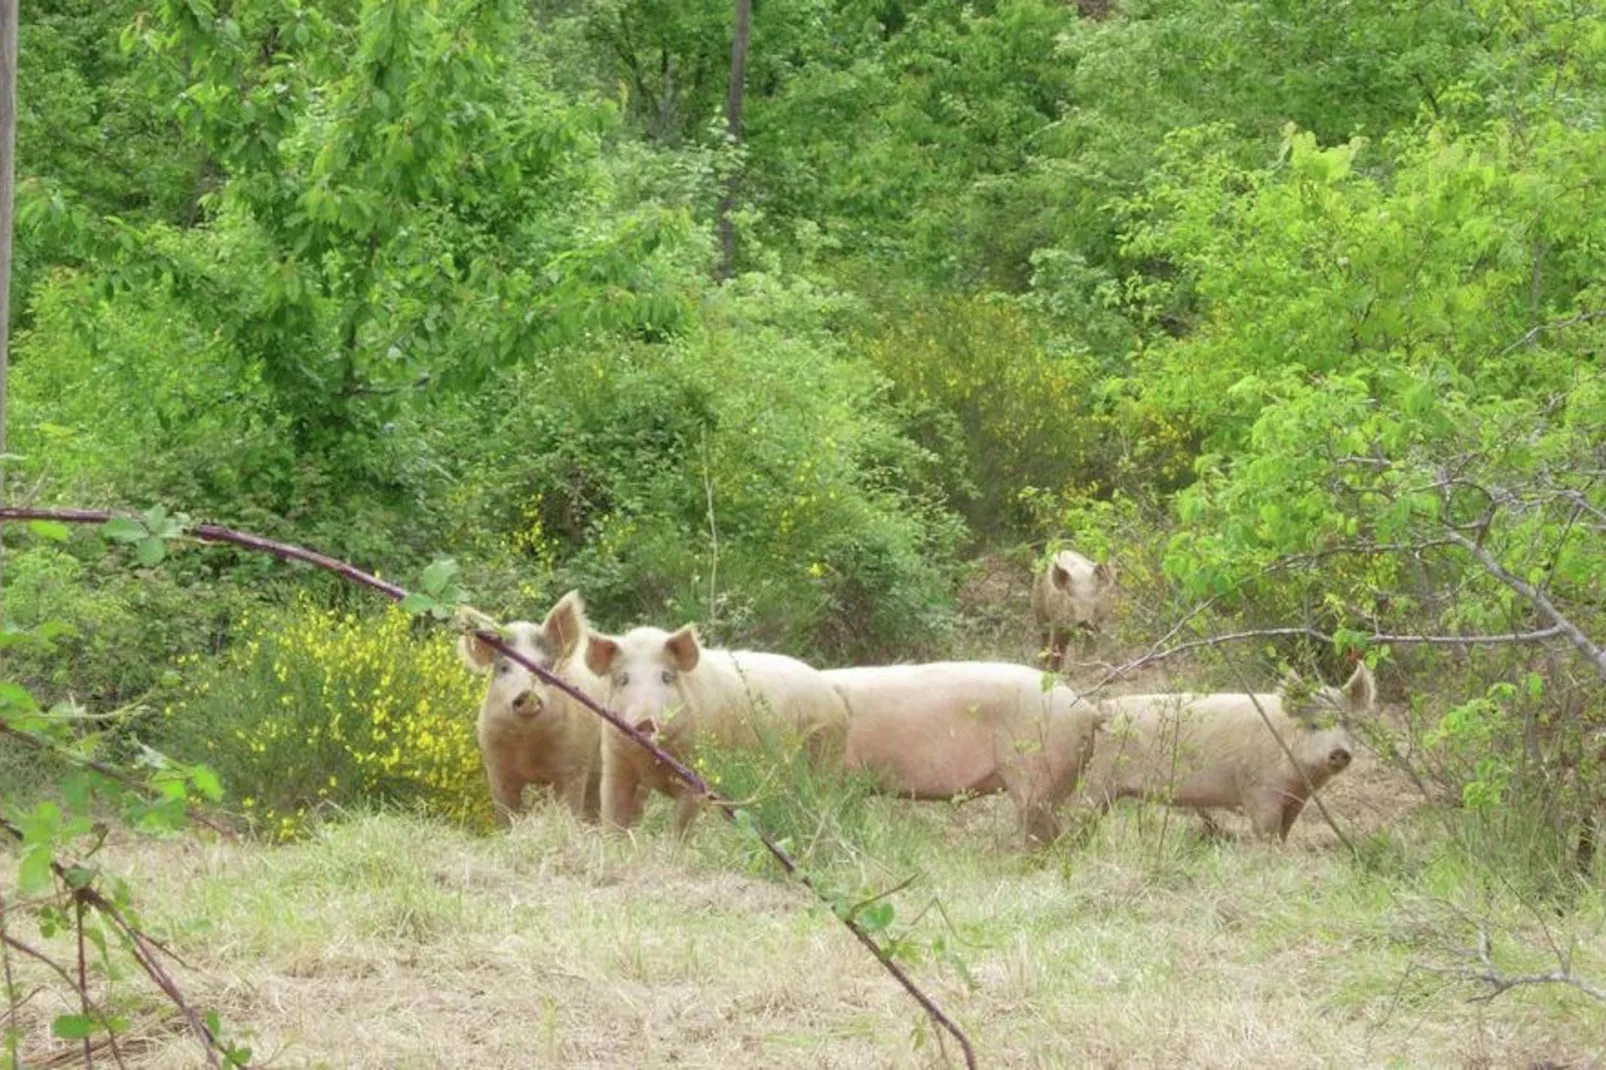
7;773;1603;1068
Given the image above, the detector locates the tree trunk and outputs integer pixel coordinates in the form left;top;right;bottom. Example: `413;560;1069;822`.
714;0;751;280
0;0;19;628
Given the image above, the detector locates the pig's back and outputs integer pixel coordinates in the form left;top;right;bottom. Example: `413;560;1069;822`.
828;662;1054;798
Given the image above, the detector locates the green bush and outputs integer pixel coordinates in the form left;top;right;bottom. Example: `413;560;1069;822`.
860;294;1120;534
437;277;965;663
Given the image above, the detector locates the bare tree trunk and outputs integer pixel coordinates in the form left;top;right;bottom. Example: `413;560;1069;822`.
0;0;18;629
714;0;751;280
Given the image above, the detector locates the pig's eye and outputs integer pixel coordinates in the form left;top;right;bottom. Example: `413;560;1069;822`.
616;672;630;687
660;669;675;684
494;661;510;676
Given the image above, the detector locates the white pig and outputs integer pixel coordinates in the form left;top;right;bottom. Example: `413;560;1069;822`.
1032;549;1116;671
458;591;603;825
825;661;1106;846
585;624;849;836
1080;663;1376;842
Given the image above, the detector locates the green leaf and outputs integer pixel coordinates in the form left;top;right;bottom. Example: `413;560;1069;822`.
36;619;79;641
399;592;438;616
418;558;459;596
733;808;761;840
18;845;55;895
190;764;224;802
62;864;96;890
28;520;71;542
51;1014;96;1040
136;537;167;567
857;901;896;933
101;516;146;542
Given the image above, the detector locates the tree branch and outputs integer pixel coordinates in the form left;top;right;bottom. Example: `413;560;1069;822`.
1428;925;1606;1005
1440;527;1606;682
1077;624;1568;690
1498;308;1606;356
0;717;237;839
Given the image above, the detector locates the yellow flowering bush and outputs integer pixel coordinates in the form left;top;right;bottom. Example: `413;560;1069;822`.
162;600;492;838
860;295;1121;532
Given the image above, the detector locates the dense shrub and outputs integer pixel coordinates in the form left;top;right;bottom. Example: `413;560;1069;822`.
860;295;1119;535
436;277;966;662
158;603;491;838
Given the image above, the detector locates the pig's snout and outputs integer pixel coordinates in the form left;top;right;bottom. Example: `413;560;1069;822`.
510;691;543;718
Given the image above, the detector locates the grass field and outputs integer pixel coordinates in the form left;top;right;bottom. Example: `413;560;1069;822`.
7;735;1604;1069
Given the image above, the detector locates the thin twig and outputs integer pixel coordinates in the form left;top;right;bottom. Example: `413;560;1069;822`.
1426;922;1606;1004
1075;624;1567;694
0;882;17;1070
0;717;236;839
700;427;720;638
0;816;230;1068
1497;308;1606;356
75;897;93;1070
0;927;131;1068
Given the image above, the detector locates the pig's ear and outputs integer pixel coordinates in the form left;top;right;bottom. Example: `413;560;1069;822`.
1094;559;1116;587
586;634;621;677
540;590;587;662
1050;562;1072;592
457;633;496;673
1342;661;1377;714
664;625;701;673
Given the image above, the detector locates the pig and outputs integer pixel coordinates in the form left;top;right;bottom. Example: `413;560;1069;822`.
1079;662;1376;842
457;591;604;825
584;625;850;836
1032;549;1116;672
823;662;1106;847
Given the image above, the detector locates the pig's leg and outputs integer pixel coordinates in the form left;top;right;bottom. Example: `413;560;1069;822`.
1047;627;1068;673
486;765;525;827
1278;793;1310;842
581;770;603;822
671;788;703;839
1245;791;1289;842
557;772;594;822
601;748;645;830
999;745;1060;848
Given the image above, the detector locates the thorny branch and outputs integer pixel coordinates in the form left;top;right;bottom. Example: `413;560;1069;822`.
0;506;979;1070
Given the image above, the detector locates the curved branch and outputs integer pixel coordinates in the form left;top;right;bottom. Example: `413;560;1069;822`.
1441;528;1606;682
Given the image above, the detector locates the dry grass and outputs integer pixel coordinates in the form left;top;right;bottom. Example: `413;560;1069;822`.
7;759;1604;1069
